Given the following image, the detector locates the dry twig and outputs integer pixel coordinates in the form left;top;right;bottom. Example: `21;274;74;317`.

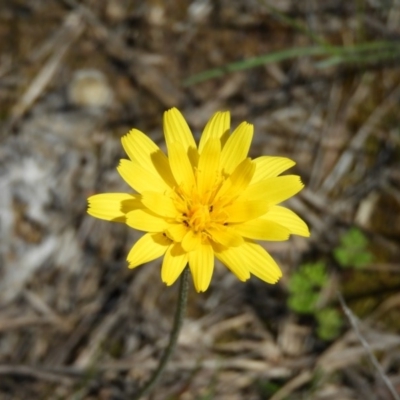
338;292;400;400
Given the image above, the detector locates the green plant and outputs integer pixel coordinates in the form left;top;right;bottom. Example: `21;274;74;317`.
333;228;374;269
287;261;327;314
287;261;343;341
315;308;343;341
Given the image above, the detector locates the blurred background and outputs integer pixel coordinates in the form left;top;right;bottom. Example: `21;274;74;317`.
1;0;400;399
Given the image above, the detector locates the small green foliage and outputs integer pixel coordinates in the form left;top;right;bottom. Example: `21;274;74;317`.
287;262;327;314
333;228;374;268
287;291;320;315
315;308;343;341
288;228;373;339
287;262;343;341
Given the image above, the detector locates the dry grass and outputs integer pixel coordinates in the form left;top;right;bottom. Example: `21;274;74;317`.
1;0;400;399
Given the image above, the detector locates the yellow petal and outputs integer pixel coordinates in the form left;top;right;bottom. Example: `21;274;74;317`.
229;158;255;192
220;121;253;174
126;209;169;232
188;242;214;292
198;111;230;153
240;241;282;283
168;141;195;188
252;156;296;183
161;243;188;286
243;175;304;205
127;232;170;268
141;192;177;218
230;219;290;241
121;129;176;187
263;206;310;237
181;230;202;252
212;243;250;281
87;193;140;222
163;108;198;166
217;158;255;201
197;138;220;199
165;223;189;242
117;159;170;193
224;200;270;223
208;226;243;247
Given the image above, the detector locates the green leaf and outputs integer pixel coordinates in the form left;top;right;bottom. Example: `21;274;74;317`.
288;292;320;314
315;308;343;341
287;261;328;314
184;42;400;86
334;228;374;268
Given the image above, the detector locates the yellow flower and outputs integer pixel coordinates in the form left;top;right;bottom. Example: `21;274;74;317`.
88;108;309;292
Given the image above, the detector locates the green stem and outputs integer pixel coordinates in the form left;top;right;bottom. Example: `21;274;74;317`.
133;267;190;399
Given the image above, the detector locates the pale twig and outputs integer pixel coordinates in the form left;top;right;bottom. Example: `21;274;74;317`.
269;370;313;400
338;292;400;400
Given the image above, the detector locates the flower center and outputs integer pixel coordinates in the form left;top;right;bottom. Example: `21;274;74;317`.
187;203;211;232
172;175;229;240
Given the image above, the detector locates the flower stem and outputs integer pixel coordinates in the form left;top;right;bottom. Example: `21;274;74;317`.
133;267;190;399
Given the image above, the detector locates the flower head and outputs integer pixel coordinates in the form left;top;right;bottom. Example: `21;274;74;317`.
88;108;309;292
